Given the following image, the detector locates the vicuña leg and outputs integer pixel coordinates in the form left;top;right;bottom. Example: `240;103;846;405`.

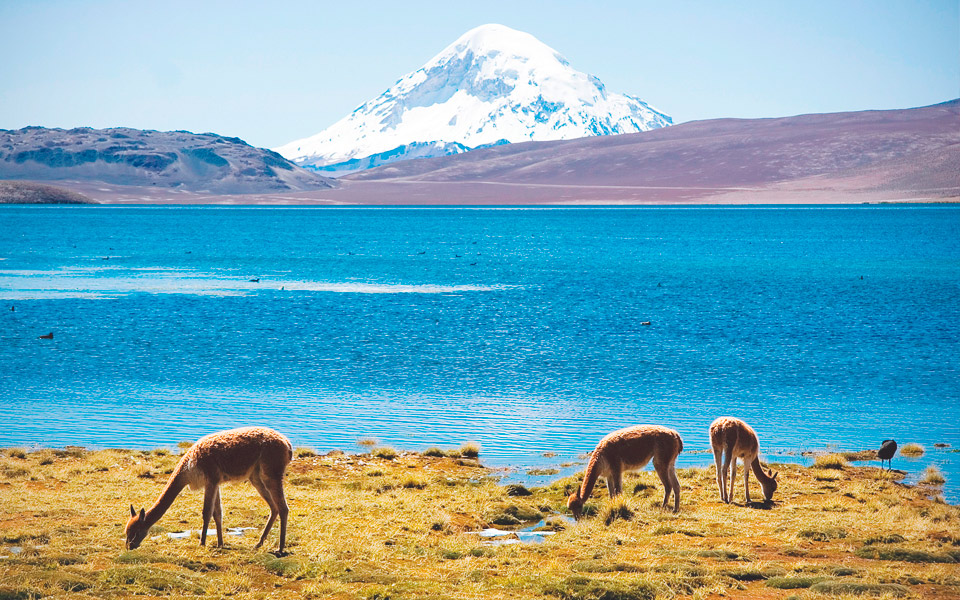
200;481;219;547
743;464;752;503
606;461;623;498
653;454;680;512
212;488;224;547
729;459;738;504
669;462;681;512
721;451;735;504
250;471;280;551
713;447;726;503
267;476;289;553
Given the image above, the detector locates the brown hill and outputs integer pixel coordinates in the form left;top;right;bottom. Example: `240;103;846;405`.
331;100;958;204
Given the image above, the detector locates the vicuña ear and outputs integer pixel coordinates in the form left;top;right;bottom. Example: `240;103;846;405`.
139;508;145;520
773;471;779;480
130;504;136;517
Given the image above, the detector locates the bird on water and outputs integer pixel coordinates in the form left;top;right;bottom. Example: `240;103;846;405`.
878;439;897;470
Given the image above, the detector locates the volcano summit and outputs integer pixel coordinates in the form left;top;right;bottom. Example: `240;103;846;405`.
275;24;671;175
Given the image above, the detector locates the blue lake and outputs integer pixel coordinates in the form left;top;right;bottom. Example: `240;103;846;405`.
1;205;958;499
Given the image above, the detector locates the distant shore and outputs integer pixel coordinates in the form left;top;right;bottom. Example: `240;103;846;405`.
1;444;957;599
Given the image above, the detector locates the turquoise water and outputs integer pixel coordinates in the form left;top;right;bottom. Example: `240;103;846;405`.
1;206;959;499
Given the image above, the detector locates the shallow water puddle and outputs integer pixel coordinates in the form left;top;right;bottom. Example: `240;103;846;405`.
466;515;574;545
165;526;256;539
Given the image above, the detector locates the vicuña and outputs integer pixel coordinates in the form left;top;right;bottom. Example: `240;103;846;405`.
709;416;779;504
125;426;293;553
567;425;683;518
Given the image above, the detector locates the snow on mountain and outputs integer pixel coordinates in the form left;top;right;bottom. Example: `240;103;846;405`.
275;24;672;175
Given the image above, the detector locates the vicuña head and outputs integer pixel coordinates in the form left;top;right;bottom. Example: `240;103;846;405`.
566;492;586;520
125;506;149;550
759;467;779;501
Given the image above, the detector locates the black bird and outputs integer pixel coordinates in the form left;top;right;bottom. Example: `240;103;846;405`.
878;439;897;470
38;332;53;340
249;278;260;283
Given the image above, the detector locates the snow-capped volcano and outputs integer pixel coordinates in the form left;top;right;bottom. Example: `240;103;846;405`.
275;24;672;174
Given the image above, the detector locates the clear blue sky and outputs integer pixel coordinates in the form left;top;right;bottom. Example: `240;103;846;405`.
1;0;956;149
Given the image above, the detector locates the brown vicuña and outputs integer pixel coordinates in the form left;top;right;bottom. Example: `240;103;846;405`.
125;427;293;553
566;425;683;518
709;416;778;504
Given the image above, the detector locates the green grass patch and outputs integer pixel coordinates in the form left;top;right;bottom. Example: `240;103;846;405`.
765;576;827;589
652;525;703;537
695;549;741;560
544;576;658;600
571;560;643;573
252;553;318;579
809;581;909;596
855;546;960;563
101;566;206;594
0;587;41;600
798;526;847;541
863;533;906;545
719;567;785;581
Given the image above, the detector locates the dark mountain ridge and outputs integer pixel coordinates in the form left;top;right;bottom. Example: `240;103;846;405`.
0;126;335;194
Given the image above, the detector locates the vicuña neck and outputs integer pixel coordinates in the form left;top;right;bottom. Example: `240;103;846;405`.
144;469;188;527
578;454;603;500
750;457;774;484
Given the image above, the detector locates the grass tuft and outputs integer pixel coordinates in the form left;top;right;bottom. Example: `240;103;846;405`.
6;449;26;459
900;443;925;457
459;442;480;458
921;465;945;485
401;476;427;489
603;502;634;525
295;447;317;458
373;447;398;460
422;447;447;457
813;454;848;469
505;484;532;496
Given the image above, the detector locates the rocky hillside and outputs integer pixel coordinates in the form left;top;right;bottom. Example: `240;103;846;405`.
0;127;335;194
0;180;95;204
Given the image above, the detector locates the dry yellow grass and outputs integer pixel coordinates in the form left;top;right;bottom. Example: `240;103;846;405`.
0;447;958;599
